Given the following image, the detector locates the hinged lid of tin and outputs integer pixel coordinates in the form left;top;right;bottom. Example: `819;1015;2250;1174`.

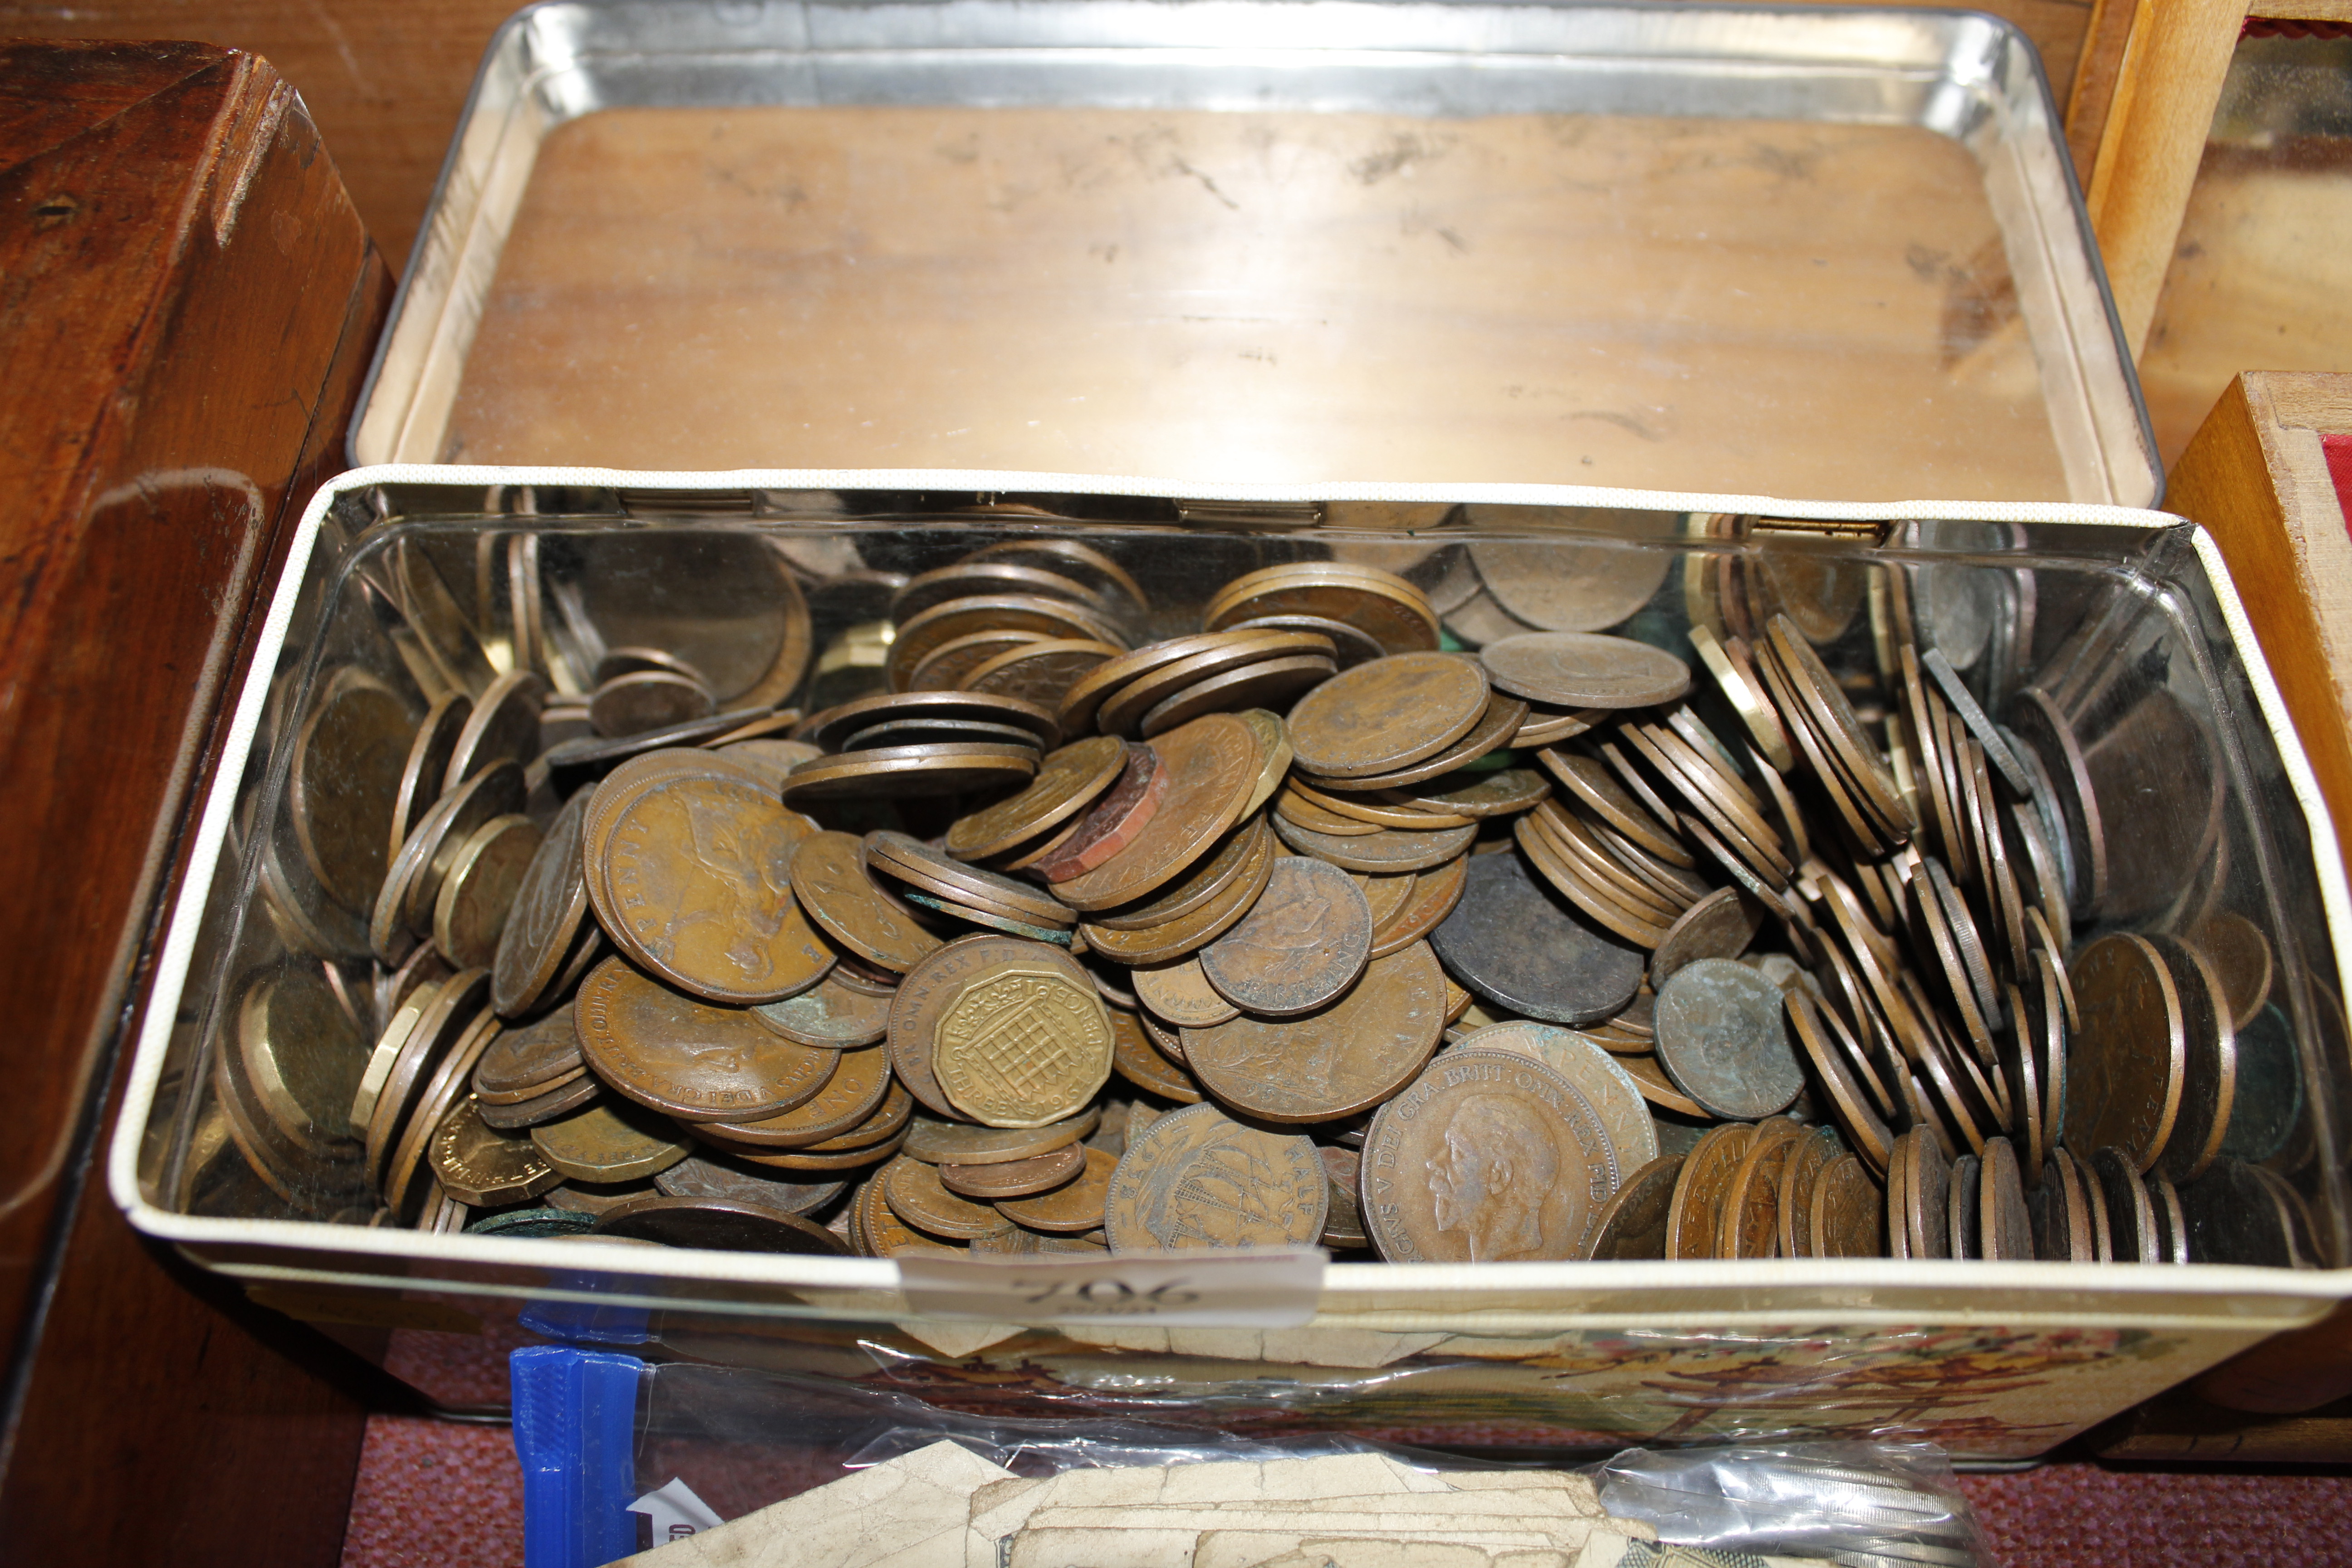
355;1;2158;508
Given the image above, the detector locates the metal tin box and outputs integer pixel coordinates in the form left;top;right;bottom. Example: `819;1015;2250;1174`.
112;465;2352;1459
353;0;2159;507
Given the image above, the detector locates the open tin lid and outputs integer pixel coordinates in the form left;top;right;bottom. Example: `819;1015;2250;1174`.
355;0;2159;509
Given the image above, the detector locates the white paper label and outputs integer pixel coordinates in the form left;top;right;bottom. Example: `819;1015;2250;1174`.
897;1248;1325;1326
629;1476;723;1542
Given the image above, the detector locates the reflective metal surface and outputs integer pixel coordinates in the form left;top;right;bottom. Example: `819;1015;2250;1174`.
355;3;2156;506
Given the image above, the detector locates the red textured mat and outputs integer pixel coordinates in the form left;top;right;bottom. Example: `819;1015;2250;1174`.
338;1413;2352;1568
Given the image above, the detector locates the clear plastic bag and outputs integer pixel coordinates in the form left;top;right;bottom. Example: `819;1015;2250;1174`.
1596;1440;1988;1566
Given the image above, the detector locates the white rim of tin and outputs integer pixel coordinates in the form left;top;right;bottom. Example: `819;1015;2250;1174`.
103;465;2352;1317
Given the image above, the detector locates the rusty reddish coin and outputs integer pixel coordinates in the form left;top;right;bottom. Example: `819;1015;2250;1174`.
1050;716;1261;911
1032;743;1166;881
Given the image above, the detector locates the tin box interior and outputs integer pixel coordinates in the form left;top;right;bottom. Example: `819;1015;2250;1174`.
109;468;2352;1456
354;0;2158;509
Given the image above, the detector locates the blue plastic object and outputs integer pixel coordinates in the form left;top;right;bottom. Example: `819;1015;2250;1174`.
512;1345;647;1568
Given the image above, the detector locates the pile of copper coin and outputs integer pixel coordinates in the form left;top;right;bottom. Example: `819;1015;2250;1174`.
221;520;2314;1267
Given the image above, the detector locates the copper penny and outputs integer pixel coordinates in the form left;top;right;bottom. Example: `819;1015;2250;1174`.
390;691;471;862
1665;1122;1754;1259
1083;816;1266;933
472;1003;583;1102
1362;1047;1619;1261
1480;632;1689;710
1540;751;1692;867
1093;631;1330;740
701;1044;893;1147
1075;823;1276;968
291;676;413;913
946;734;1128;861
1579;1152;1685;1260
1204;562;1441;654
1716;1116;1805;1258
883;594;1126;691
1109;1007;1202;1102
995;1146;1118;1232
1369;853;1469;959
1131;956;1240;1027
444;669;546;791
576;957;838;1122
1032;743;1166;881
1303;691;1527;794
886;934;1035;1119
937;1144;1087;1199
2148;932;2236;1186
1055;633;1261;735
1199;856;1372;1016
907;630;1050;691
1775;1127;1841;1258
883;1155;1015;1239
1185;942;1446;1123
1287;652;1489;779
1650;888;1764;987
1981;1135;2034;1259
1138;653;1335;739
491;791;593;1019
790;830;941;972
1449;1020;1658;1173
1103;1103;1326;1252
594;774;831;1003
475;1070;602;1131
1468;538;1669;634
962;638;1126;708
901;1106;1098;1166
1050;715;1260;911
1809;1153;1884;1257
867;831;1073;926
2065;933;2185;1173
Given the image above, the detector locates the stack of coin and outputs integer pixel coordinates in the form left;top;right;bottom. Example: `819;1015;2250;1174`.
586;647;719;737
215;521;2310;1271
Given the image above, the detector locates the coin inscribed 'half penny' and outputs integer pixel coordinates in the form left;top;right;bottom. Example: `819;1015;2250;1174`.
1199;856;1373;1016
1362;1047;1619;1262
1102;1102;1327;1253
600;775;828;1003
930;948;1113;1128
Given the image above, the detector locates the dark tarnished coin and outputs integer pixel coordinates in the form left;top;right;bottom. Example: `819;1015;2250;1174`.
931;946;1115;1128
946;734;1128;861
1716;1117;1805;1258
597;774;831;1003
1184;942;1446;1123
2177;1157;2297;1267
867;831;1073;926
1810;1154;1883;1258
1480;632;1690;710
577;958;838;1122
995;1146;1118;1232
701;1045;893;1147
491;791;592;1018
445;669;547;791
530;1098;694;1184
1430;850;1643;1026
1468;539;1670;634
1905;1127;1952;1260
590;1195;850;1254
1362;1048;1619;1262
591;669;713;739
754;969;894;1047
1287;652;1490;779
2148;934;2236;1186
938;1144;1087;1199
2029;1152;2083;1262
2194;911;2274;1031
791;830;941;973
963;638;1126;708
472;1003;582;1102
2090;1145;2158;1264
237;966;365;1152
1653;959;1804;1120
1579;1153;1684;1261
1318;1143;1368;1249
1948;1152;1981;1259
1103;1103;1326;1253
655;1153;846;1215
1198;856;1372;1016
2219;1004;2300;1163
1981;1136;2033;1259
1650;888;1763;986
543;1179;657;1217
883;1156;1015;1239
2066;934;2185;1174
428;1098;561;1207
901;1106;1098;1166
1665;1122;1754;1260
292;676;412;913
